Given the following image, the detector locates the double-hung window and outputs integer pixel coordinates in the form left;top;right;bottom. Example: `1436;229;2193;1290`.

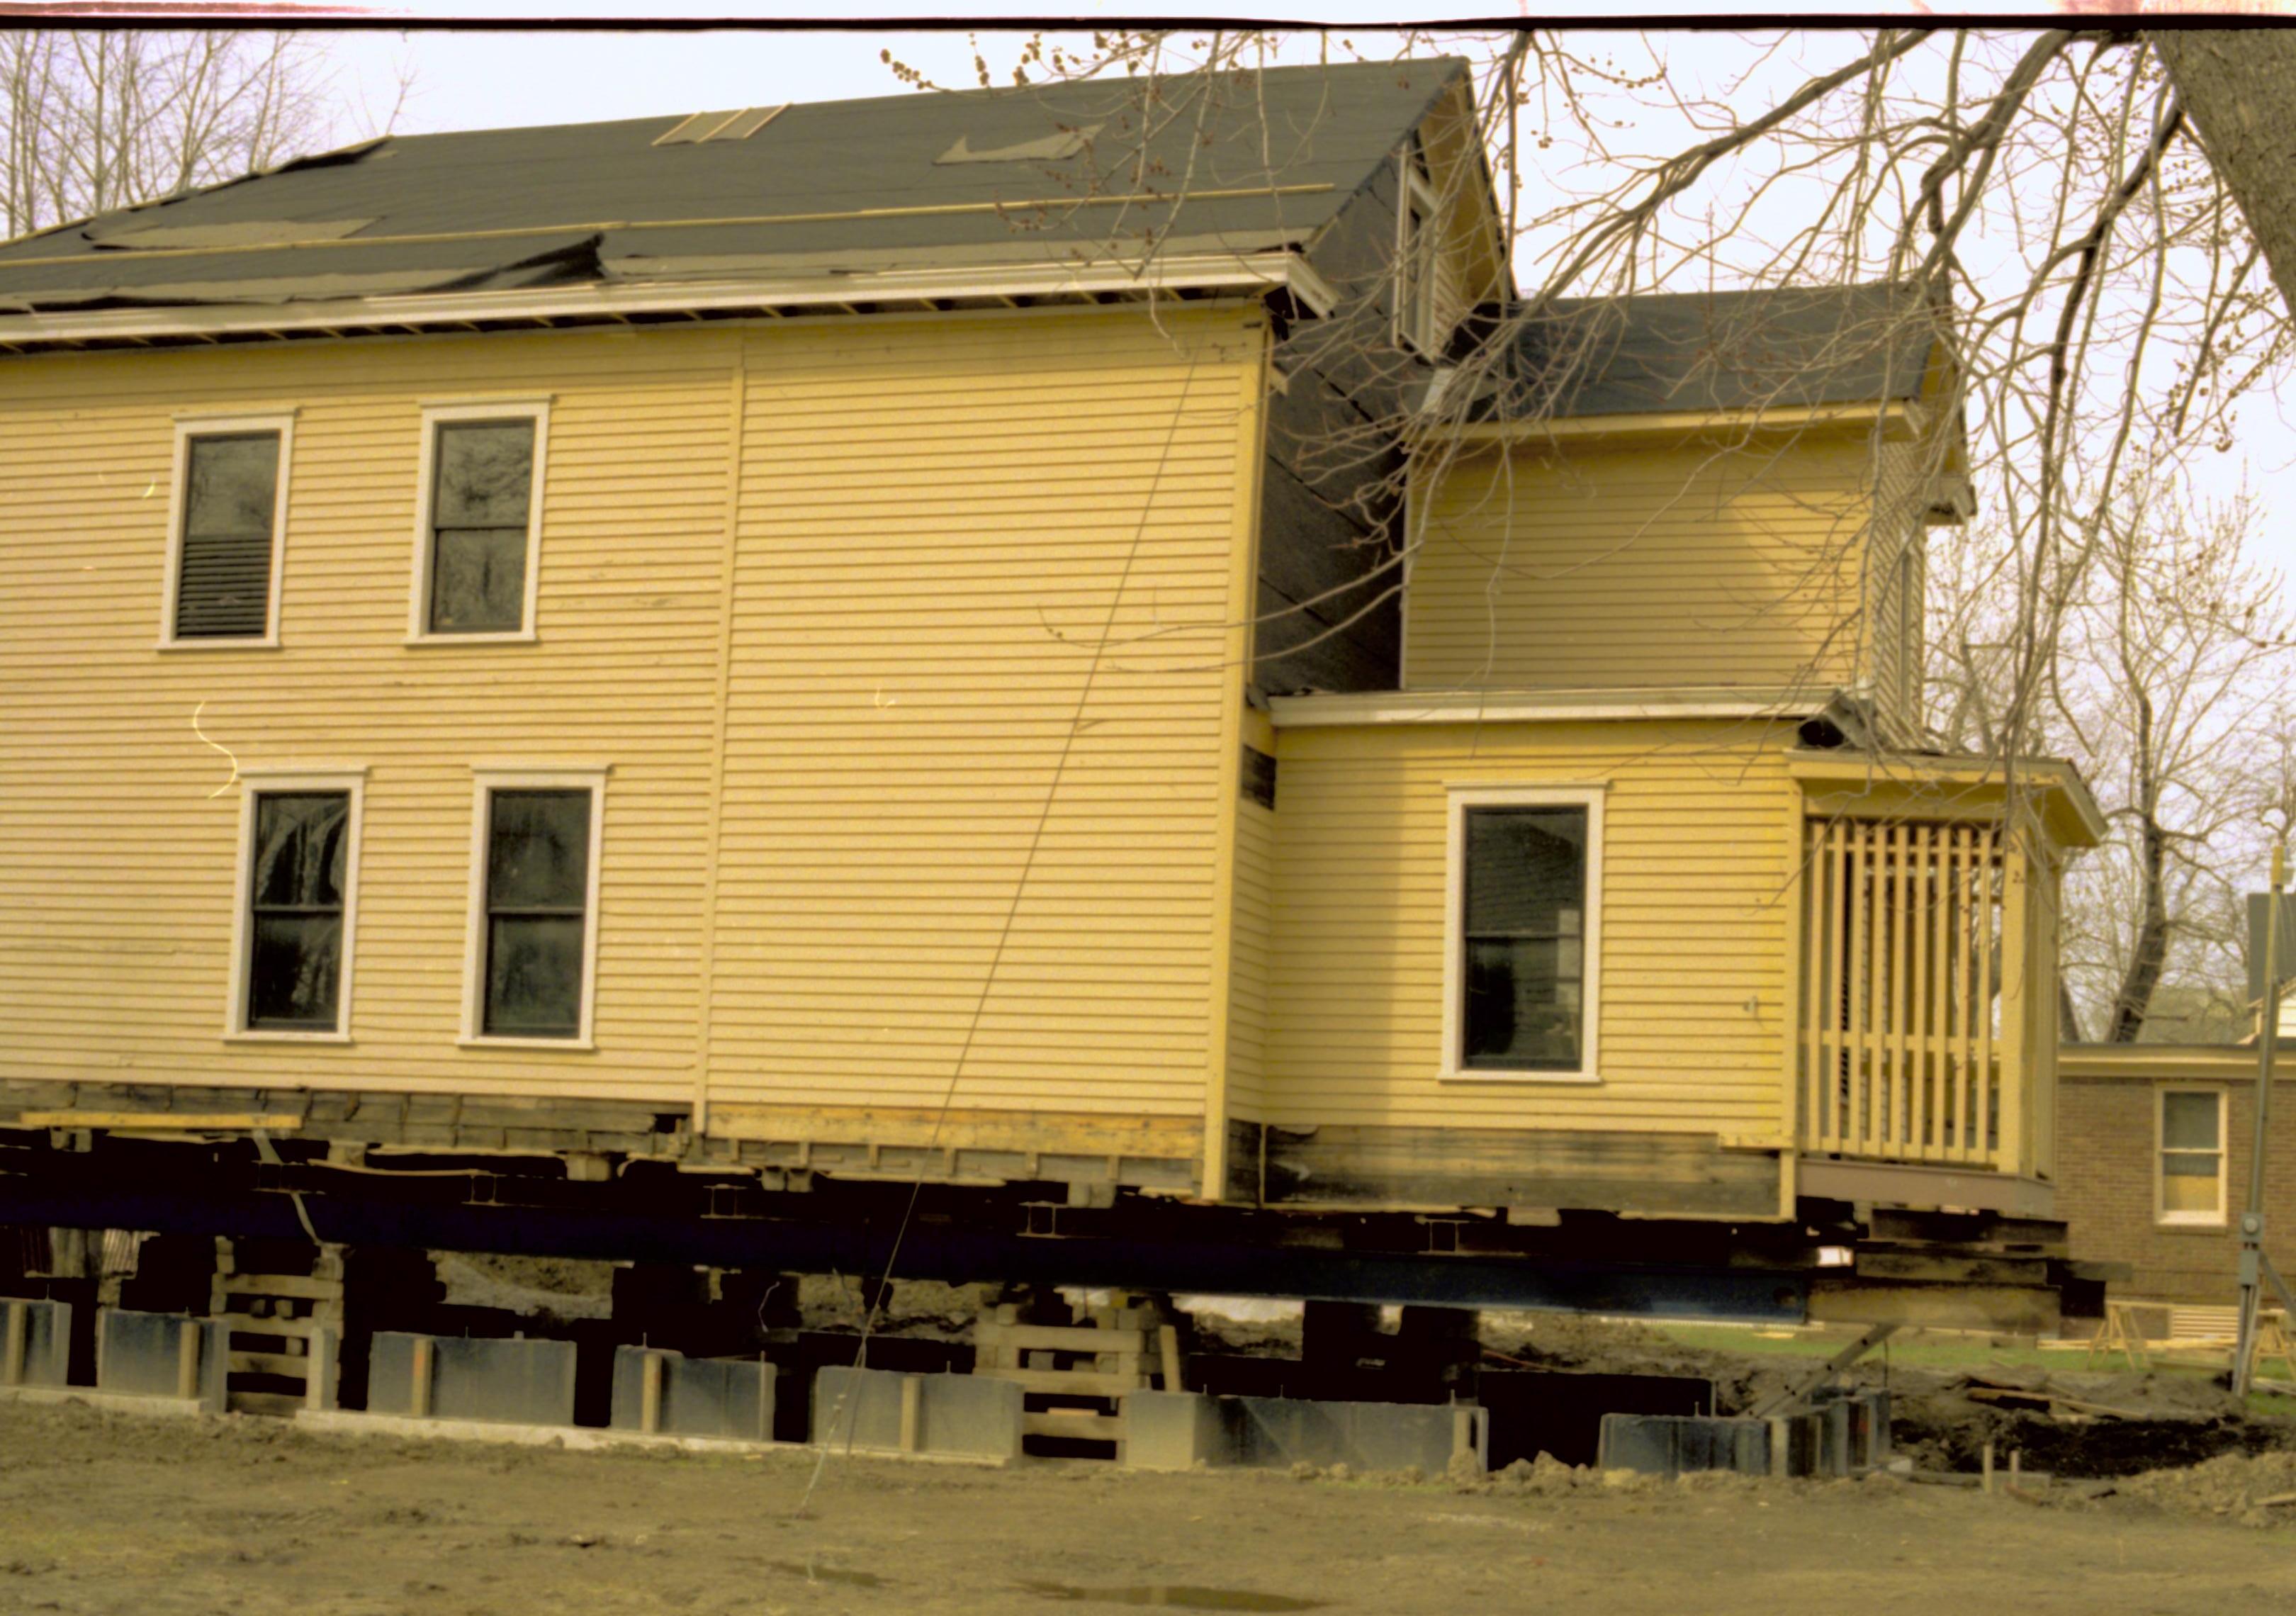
411;401;549;641
1444;787;1604;1081
228;770;364;1040
163;413;294;646
2158;1087;2227;1225
463;768;605;1046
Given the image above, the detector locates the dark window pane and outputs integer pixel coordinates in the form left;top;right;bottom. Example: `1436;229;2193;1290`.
175;432;278;639
1465;938;1583;1069
429;527;528;632
434;420;534;527
1465;807;1585;935
2162;1092;2220;1150
1462;806;1588;1070
485;914;585;1036
488;791;590;910
185;434;279;538
248;914;342;1029
252;794;347;909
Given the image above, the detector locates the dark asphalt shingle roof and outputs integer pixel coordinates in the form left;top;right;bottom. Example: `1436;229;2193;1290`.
1507;284;1945;417
0;58;1467;313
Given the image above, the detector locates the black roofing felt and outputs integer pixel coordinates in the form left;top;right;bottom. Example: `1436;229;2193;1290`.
0;58;1465;311
1509;284;1943;417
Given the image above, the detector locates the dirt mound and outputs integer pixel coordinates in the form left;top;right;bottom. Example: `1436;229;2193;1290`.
2103;1450;2296;1527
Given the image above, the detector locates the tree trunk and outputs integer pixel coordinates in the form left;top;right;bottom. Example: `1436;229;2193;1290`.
2151;30;2296;322
2107;817;2171;1043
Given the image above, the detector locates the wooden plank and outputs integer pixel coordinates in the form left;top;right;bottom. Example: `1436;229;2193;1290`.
16;1111;303;1131
1846;822;1869;1154
705;1101;1202;1159
974;1323;1153;1354
1853;1250;2048;1286
1023;1410;1125;1441
227;1350;313;1378
1259;1123;1779;1216
1909;823;1932;1159
220;1315;330;1341
975;1367;1144;1397
1976;826;1996;1166
218;1274;342;1301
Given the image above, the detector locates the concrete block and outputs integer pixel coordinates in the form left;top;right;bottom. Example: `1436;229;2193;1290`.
1597;1413;1769;1478
1121;1389;1227;1471
95;1308;226;1412
608;1347;774;1441
367;1332;576;1427
304;1326;339;1413
1808;1385;1891;1474
1229;1396;1486;1475
1;1298;72;1389
811;1367;1023;1461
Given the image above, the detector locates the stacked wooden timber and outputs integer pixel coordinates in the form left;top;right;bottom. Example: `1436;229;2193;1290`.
208;1239;341;1415
972;1294;1183;1461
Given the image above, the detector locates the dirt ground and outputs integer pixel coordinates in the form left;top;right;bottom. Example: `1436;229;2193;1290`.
4;1398;2296;1616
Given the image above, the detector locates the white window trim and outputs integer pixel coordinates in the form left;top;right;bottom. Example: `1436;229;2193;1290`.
224;765;367;1043
2156;1084;2229;1228
407;398;551;646
1394;148;1440;357
1441;784;1606;1084
158;410;296;651
461;765;608;1050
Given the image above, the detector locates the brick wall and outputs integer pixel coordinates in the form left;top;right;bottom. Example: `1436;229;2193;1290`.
2056;1070;2296;1304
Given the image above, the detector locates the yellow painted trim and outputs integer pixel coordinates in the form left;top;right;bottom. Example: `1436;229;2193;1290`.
1789;750;2105;849
18;1111;303;1131
1777;783;1805;1167
692;335;747;1135
1426;399;1920;445
1200;317;1275;1200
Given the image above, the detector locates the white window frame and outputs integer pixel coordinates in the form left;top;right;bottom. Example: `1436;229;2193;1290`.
2156;1084;2229;1228
1395;147;1441;357
461;763;608;1050
407;398;551;646
159;410;296;650
1441;784;1606;1084
224;765;367;1043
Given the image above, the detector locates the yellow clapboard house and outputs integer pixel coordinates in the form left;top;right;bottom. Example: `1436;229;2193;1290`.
0;58;2098;1261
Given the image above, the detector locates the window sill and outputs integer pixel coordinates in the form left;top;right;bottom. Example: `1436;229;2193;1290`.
458;1034;595;1053
224;1030;351;1045
159;639;281;653
2156;1215;2228;1230
406;630;538;647
1439;1068;1602;1085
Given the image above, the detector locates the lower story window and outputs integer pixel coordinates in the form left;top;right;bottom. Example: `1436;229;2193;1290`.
230;771;364;1038
1446;787;1604;1079
2159;1087;2227;1225
466;770;605;1044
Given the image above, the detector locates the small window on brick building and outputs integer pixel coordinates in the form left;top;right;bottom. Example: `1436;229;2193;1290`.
2158;1087;2227;1225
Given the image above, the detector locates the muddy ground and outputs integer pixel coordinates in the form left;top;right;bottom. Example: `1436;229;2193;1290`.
4;1398;2296;1616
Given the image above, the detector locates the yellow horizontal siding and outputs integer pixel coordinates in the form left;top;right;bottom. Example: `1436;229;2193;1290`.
1225;798;1276;1121
1262;719;1796;1134
1405;437;1876;692
701;310;1261;1118
0;307;1263;1131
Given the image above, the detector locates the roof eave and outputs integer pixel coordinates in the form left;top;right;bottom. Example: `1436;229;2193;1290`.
0;248;1334;354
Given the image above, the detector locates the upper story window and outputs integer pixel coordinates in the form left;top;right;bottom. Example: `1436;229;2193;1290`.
227;768;365;1041
463;766;605;1048
411;400;549;643
1396;148;1441;357
1444;786;1604;1082
162;413;293;647
2158;1087;2227;1225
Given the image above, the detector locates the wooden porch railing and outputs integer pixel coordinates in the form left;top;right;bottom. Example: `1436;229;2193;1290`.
1794;817;2056;1177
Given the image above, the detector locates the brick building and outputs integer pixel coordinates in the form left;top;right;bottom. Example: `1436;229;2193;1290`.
2056;1045;2296;1305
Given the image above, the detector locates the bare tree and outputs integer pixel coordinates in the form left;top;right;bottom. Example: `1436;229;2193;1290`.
0;30;349;240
